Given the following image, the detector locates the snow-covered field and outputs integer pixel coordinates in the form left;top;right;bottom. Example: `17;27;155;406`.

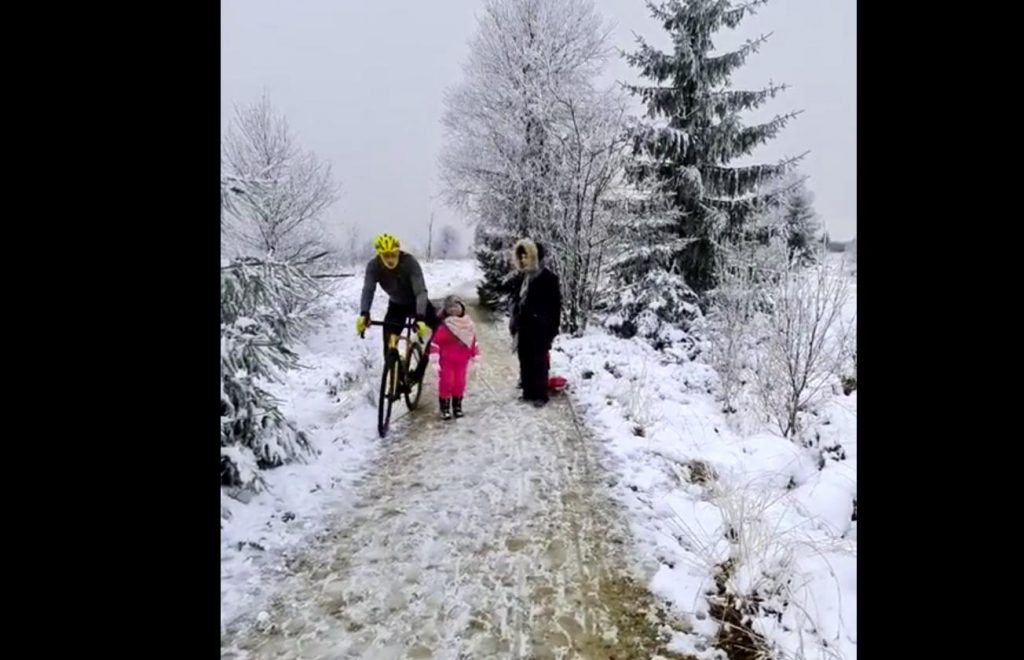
220;259;481;630
553;258;857;659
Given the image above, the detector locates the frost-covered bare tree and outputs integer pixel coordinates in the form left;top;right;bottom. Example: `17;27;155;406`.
440;0;613;307
438;225;460;259
701;231;787;415
222;93;339;264
426;212;435;261
702;261;758;414
702;193;853;434
339;222;367;266
753;255;856;438
546;87;632;334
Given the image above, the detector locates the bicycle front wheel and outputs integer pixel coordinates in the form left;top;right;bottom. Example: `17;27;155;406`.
404;342;425;411
378;352;398;437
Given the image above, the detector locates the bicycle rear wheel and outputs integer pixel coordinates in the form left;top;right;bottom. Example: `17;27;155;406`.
378;352;398;437
404;342;424;410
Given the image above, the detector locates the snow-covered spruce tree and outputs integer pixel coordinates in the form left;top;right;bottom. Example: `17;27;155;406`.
440;0;611;310
619;0;803;313
604;170;704;344
779;176;821;266
473;221;517;308
220;258;321;491
742;170;821;267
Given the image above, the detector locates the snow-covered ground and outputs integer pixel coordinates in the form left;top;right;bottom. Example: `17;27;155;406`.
222;255;856;659
223;295;693;659
553;259;857;659
220;259;482;631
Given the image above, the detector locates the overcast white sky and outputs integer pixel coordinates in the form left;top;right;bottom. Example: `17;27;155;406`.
221;0;856;253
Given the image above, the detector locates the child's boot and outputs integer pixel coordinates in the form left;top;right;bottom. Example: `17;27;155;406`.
452;396;464;418
440;397;452;421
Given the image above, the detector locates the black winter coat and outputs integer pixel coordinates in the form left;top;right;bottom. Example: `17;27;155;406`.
508;268;561;350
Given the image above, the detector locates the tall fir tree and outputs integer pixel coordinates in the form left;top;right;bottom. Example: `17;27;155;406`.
621;0;802;297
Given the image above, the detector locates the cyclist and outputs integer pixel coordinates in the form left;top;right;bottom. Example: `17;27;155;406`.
356;233;439;385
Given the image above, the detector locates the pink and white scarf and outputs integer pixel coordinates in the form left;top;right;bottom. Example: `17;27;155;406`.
443;315;476;347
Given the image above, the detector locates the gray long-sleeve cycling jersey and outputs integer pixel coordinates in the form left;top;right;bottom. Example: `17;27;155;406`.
359;251;428;317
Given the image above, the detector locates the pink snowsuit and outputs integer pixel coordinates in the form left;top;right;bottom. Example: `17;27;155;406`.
430;318;479;398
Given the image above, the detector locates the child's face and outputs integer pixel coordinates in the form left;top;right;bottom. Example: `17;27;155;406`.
445;303;463;317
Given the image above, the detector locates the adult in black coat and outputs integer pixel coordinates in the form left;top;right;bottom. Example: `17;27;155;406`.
508;238;561;406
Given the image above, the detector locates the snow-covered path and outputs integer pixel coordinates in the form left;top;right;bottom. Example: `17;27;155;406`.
222;305;690;659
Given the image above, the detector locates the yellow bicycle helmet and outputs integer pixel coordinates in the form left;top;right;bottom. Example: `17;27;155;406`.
373;233;400;254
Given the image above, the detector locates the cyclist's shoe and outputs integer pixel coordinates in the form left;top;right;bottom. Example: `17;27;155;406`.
440;397;452;420
452;396;464;418
415;321;430;340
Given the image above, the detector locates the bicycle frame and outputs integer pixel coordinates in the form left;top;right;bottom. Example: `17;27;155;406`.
361;318;429;437
383;323;417;373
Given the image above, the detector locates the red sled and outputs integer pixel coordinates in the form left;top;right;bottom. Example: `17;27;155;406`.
546;352;568;391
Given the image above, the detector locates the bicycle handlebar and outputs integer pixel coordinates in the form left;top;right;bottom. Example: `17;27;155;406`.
359;318;419;340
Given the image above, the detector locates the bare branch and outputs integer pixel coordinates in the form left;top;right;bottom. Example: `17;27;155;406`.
222;93;340;264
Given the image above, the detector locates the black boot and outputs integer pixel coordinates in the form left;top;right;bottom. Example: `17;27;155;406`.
452;396;464;418
440;397;452;420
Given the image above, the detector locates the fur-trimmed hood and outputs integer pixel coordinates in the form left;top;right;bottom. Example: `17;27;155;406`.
513;238;540;273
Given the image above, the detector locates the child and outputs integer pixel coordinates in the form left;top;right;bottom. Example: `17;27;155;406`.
430;295;480;420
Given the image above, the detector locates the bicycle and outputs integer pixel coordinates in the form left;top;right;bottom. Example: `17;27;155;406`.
360;319;429;437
